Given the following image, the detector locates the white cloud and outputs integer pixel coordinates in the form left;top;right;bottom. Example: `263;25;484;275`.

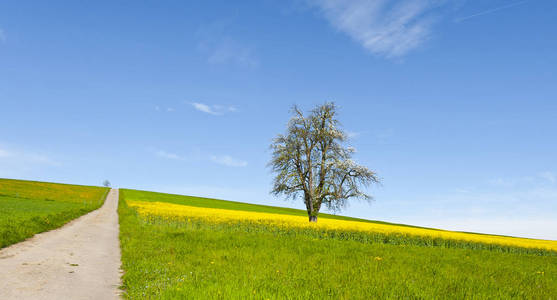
155;150;184;161
190;102;237;116
0;29;6;43
191;102;218;115
167;107;175;112
310;0;442;57
210;155;248;167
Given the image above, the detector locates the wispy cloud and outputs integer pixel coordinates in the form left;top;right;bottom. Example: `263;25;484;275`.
210;155;248;167
454;1;527;23
190;102;237;116
155;150;184;161
310;0;443;58
0;29;6;43
191;102;218;115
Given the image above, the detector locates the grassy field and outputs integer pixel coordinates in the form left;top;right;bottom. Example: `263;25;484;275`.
0;178;109;248
119;189;557;299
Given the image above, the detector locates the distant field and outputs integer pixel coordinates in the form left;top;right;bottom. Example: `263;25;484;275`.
119;189;557;299
0;178;109;248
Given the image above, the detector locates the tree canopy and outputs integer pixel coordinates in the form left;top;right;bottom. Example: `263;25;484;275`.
269;103;379;222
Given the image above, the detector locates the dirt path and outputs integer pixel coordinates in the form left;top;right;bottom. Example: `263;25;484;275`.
0;188;122;300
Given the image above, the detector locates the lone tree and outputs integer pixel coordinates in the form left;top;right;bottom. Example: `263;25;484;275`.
270;103;379;222
103;180;111;188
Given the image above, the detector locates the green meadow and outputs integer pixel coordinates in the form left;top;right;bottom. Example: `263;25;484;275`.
0;178;109;248
119;189;557;299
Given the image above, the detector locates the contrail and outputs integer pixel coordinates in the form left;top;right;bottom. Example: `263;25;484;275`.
455;1;527;23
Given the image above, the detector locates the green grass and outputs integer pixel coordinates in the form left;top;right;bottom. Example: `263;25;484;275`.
119;189;557;299
0;178;109;248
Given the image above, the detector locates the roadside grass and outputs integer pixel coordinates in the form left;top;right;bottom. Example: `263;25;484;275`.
0;178;109;248
119;189;557;299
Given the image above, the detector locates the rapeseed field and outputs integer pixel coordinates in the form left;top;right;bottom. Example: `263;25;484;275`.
119;189;557;299
128;200;557;253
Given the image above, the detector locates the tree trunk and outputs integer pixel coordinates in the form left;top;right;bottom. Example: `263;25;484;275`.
309;215;317;222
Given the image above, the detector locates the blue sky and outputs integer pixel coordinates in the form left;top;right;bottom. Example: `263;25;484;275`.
1;0;556;239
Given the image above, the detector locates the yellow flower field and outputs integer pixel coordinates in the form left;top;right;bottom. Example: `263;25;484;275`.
128;200;557;252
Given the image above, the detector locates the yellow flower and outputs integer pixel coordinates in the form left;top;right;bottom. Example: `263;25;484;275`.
374;257;383;261
127;200;557;252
